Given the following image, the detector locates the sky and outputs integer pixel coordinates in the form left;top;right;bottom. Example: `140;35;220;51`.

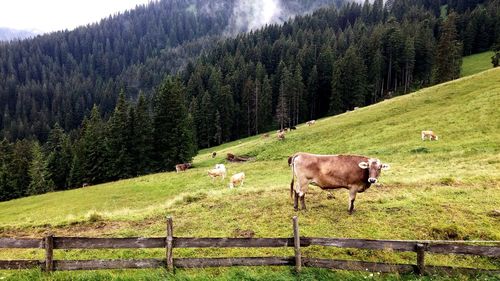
0;0;153;33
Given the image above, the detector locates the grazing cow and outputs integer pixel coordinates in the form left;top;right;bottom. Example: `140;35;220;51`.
212;152;217;158
82;183;89;188
290;126;297;130
421;130;438;141
229;172;245;188
306;120;316;126
277;131;286;141
289;153;390;214
208;164;226;180
262;133;270;138
175;163;192;173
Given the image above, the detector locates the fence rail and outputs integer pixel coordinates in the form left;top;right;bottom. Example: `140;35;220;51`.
0;217;499;275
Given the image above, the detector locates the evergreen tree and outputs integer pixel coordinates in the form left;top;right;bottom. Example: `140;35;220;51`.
107;91;133;179
331;46;368;113
79;106;109;184
0;139;14;201
45;123;72;189
276;66;292;129
132;94;154;175
28;142;55;195
152;77;197;171
435;12;463;83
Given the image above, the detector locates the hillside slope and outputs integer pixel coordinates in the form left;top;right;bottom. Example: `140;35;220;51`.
0;69;499;274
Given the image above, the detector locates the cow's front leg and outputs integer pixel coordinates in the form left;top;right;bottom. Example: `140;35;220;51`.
300;194;307;211
348;190;357;215
294;191;299;211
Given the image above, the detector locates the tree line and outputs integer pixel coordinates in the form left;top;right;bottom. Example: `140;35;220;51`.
0;78;196;201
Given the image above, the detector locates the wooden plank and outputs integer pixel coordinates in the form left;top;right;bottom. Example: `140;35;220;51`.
45;235;54;272
425;265;500;275
174;238;294;248
53;237;165;249
427;244;500;257
166;217;173;271
303;258;416;273
174;257;294;268
0;260;42;270
53;259;165;271
0;238;43;248
303;238;416;252
292;216;301;272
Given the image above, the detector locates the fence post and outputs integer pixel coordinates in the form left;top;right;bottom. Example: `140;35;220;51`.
166;216;174;271
416;243;426;275
44;234;54;272
292;216;301;273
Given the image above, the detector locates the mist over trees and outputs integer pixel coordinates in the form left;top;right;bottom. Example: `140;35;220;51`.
0;0;499;201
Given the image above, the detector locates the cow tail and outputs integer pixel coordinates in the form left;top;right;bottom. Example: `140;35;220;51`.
289;155;296;199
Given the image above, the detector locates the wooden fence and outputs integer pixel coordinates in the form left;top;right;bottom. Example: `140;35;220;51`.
0;217;499;275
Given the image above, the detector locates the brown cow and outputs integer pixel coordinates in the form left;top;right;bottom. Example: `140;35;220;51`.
288;153;390;214
175;163;192;173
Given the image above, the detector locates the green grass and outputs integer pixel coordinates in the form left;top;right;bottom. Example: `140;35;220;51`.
461;51;495;77
0;69;499;279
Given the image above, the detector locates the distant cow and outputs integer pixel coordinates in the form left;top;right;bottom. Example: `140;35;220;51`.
212;152;217;158
290;126;297;130
262;133;270;138
175;163;192;173
277;131;286;141
229;172;245;188
289;153;390;214
208;164;226;180
306;120;316;126
421;130;438;141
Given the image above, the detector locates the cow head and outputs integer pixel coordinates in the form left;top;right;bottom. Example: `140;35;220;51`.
358;158;390;184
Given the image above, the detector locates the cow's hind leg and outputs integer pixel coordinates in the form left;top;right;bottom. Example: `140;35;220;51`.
294;192;299;211
300;194;307;211
348;189;357;215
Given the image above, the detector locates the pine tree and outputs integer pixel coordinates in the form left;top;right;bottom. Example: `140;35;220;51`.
28;142;55;195
307;65;319;120
132;94;154;175
0;139;14;201
80;106;109;184
259;75;273;133
435;12;463;83
45;123;72;189
152;77;197;171
107;91;133;179
276;66;292;130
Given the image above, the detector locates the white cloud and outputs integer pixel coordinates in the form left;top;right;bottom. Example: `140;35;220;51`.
226;0;283;35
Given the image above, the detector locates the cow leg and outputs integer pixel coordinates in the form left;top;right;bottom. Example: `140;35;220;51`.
294;192;299;211
300;194;307;211
348;190;357;215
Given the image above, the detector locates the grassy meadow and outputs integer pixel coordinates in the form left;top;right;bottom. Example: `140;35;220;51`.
0;68;499;280
461;51;496;77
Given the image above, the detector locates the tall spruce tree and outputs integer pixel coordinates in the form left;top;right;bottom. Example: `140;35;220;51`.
152;77;197;171
435;12;463;83
79;106;109;185
107;91;133;179
45;123;72;189
131;94;154;176
28;142;55;195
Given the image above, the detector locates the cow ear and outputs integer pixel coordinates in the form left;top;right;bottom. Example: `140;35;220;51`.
358;162;369;169
381;164;390;170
